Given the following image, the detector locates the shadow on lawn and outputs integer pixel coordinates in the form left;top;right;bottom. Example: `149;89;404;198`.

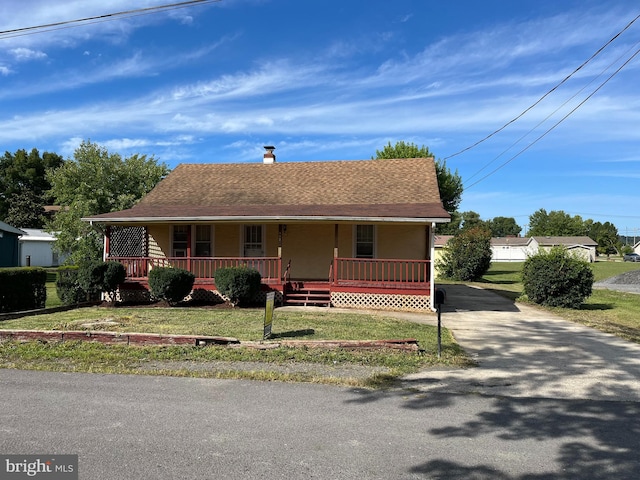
270;329;316;339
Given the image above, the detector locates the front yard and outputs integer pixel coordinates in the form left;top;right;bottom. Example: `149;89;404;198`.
0;306;472;387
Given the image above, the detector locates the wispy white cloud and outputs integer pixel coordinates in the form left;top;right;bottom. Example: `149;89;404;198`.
10;47;47;61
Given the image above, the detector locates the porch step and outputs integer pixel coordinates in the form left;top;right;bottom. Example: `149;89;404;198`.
284;288;331;307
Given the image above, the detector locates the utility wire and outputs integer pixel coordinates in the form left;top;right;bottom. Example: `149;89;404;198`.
0;0;221;39
464;45;640;190
465;37;640;183
443;13;640;161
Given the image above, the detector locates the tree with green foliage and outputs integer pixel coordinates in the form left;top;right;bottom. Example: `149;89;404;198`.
522;246;594;308
47;140;170;264
374;141;463;215
488;216;522;237
4;190;47;228
585;220;620;256
438;226;492;281
528;209;586;237
0;148;64;227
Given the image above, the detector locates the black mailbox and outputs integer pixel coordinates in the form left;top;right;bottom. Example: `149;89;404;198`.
435;288;446;306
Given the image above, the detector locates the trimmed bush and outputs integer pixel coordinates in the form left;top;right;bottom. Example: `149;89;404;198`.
56;261;126;305
214;266;261;306
438;227;493;281
148;267;195;305
56;266;86;305
77;261;107;301
0;267;47;312
103;261;126;299
522;246;594;309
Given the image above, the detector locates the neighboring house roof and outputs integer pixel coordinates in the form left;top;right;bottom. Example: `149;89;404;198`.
434;235;454;247
17;229;57;243
491;237;533;247
0;221;25;236
85;158;451;224
532;236;598;247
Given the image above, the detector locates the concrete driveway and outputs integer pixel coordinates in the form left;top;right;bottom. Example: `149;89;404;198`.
402;285;640;401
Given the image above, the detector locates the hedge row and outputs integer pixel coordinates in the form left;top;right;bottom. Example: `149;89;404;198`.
0;267;47;313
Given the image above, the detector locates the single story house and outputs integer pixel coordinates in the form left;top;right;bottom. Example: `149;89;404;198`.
491;237;535;262
83;151;451;312
435;235;597;266
19;229;65;267
0;221;24;267
531;236;598;262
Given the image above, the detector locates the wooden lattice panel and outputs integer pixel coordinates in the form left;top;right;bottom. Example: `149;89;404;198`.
109;226;147;257
331;291;431;312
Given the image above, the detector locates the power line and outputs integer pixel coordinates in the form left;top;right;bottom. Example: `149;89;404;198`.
465;36;640;184
443;13;640;162
0;0;222;40
464;45;640;190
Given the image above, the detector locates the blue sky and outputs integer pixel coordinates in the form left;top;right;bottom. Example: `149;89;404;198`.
1;0;639;235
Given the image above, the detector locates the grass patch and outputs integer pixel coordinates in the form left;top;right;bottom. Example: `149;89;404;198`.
0;307;473;387
438;261;640;344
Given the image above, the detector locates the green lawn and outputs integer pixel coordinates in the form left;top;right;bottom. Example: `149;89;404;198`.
0;305;472;387
446;261;640;344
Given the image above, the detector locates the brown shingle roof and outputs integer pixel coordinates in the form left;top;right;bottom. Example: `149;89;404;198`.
87;158;450;223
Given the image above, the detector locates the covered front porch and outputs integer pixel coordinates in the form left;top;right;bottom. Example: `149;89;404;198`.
102;221;436;311
107;255;432;309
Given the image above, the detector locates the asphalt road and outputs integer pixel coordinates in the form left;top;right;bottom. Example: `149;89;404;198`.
1;370;639;479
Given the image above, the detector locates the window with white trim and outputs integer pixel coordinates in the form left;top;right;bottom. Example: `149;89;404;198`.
243;225;264;257
195;225;212;257
355;225;375;258
172;225;189;257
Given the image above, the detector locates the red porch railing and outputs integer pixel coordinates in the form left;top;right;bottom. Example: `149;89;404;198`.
332;257;430;289
107;256;282;285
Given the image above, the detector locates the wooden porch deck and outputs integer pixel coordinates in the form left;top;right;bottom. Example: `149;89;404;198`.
107;256;432;298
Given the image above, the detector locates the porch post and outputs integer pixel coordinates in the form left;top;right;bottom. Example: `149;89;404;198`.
104;226;110;262
332;224;339;285
186;225;192;272
278;224;283;258
334;224;339;258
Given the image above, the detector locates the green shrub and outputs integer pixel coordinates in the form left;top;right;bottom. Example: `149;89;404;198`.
0;267;47;312
56;266;87;305
438;227;492;281
148;267;195;305
522;247;594;309
214;266;262;306
103;261;126;299
77;261;106;301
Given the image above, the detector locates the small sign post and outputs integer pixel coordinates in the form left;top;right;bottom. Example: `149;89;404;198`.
263;291;275;339
435;288;446;359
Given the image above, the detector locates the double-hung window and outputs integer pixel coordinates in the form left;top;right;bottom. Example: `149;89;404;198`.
355;225;375;258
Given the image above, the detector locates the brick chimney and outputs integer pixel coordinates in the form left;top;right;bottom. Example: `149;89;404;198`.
263;145;276;164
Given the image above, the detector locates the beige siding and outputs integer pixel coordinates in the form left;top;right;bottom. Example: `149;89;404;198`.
377;225;427;259
214;224;241;256
148;224;169;258
265;224;279;257
282;224;334;279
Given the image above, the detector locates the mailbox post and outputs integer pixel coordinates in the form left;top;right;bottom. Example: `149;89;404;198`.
435;288;446;358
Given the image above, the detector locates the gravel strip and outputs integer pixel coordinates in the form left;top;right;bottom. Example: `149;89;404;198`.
594;269;640;294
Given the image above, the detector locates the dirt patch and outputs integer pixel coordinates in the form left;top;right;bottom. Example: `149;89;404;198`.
105;299;236;309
